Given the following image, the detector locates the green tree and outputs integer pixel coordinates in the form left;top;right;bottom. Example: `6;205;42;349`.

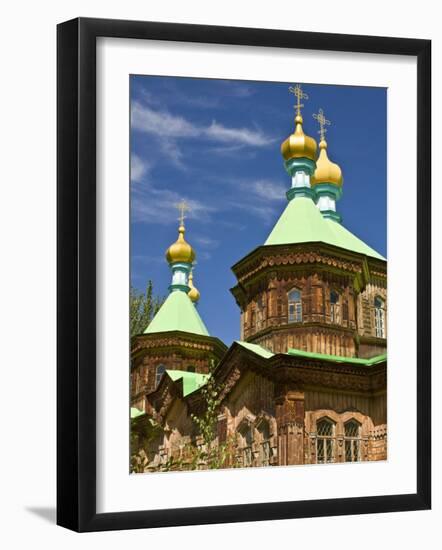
190;360;237;470
149;360;239;472
191;360;221;452
130;280;164;337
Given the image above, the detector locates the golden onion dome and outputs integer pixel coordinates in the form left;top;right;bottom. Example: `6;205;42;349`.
281;114;317;162
311;139;343;187
187;272;200;303
165;224;196;264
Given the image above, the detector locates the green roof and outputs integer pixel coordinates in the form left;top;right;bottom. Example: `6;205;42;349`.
264;197;385;261
144;291;209;336
236;340;386;366
236;341;274;358
287;348;387;366
130;407;145;419
166;370;209;397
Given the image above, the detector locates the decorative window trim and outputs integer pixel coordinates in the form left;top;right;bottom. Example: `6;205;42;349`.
287;287;302;323
344;419;362;462
330;289;341;325
374;295;386;338
316;417;336;464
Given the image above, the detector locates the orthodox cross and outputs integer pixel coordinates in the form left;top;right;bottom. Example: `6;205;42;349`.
289;84;309;116
313;108;331;141
176;199;190;226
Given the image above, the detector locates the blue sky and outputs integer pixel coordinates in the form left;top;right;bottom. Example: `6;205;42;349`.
130;76;386;346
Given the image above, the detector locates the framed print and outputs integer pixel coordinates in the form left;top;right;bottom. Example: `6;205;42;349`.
57;18;431;532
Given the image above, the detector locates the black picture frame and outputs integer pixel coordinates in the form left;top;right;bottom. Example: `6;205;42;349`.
57;17;431;532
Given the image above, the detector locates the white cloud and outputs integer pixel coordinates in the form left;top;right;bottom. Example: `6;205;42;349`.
248;179;287;201
230;201;277;222
131;184;215;226
193;236;220;248
131;101;274;148
131;154;151;183
157;138;186;170
205;121;272;147
131;102;199;138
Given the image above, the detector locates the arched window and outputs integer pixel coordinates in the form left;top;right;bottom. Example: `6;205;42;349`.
187;365;196;373
288;289;302;323
344;420;361;462
330;290;340;324
155;364;166;388
238;424;253;467
374;296;386;338
257;420;271;467
316;418;335;463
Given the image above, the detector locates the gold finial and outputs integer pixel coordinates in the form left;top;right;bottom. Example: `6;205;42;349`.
175;199;190;227
289;84;309;117
313;108;331;143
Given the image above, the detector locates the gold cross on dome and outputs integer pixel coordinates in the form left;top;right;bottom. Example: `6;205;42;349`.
289;84;309;116
313;108;331;141
175;199;190;226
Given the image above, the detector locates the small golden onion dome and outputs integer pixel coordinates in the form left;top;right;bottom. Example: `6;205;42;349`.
311;139;343;187
281;114;317;162
165;225;196;264
187;272;200;303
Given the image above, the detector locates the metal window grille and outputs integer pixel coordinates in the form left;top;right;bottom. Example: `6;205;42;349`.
344;420;361;462
258;422;271;466
316;419;335;463
374;297;385;338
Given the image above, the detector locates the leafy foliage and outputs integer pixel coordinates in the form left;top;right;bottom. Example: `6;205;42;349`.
191;360;221;450
130;280;164;337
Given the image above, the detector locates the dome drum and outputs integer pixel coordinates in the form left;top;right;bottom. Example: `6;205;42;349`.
284;157;317;177
313;182;343;201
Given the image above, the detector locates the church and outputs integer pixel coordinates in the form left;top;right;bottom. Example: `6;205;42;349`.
130;85;387;472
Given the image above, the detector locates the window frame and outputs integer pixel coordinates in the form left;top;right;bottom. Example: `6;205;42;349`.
374;295;386;338
330;289;341;325
287;288;302;323
238;424;254;468
316;418;336;464
256;419;271;467
344;419;362;462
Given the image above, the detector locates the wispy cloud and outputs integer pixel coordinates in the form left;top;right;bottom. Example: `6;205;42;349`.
205;121;272;147
193;235;220;248
131;102;274;148
131;183;215;226
132;102;199;138
230;201;278;222
216;81;256;98
247;179;287;201
132;254;165;265
131;154;151;184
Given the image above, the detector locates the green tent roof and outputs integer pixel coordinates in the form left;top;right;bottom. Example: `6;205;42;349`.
166;370;209;397
264;197;385;261
144;290;209;336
